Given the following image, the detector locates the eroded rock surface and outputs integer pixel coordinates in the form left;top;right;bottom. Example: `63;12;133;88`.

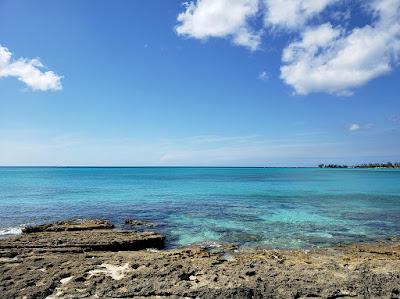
22;219;114;233
3;219;165;253
1;221;400;299
0;230;165;252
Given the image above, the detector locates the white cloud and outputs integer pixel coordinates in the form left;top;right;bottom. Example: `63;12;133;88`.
175;0;400;96
175;0;261;51
263;0;337;29
258;71;269;80
0;45;62;91
280;0;400;95
348;123;374;131
348;124;360;131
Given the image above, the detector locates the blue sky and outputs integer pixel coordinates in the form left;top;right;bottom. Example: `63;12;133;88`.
0;0;399;166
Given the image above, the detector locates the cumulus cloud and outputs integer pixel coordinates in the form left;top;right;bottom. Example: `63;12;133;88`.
263;0;337;29
175;0;261;51
175;0;400;96
175;0;338;50
348;123;374;131
0;45;62;91
279;0;400;95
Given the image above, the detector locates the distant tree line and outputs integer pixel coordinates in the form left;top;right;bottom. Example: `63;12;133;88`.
318;162;400;168
318;164;348;168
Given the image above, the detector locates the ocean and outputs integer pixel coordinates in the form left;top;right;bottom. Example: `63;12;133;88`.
0;167;399;249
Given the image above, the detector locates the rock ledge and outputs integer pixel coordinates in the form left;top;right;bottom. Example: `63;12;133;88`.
1;220;165;252
22;219;114;233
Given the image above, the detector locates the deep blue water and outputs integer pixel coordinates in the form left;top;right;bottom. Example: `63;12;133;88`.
0;167;399;249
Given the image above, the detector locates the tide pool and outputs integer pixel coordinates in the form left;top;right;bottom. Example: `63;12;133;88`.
0;167;399;248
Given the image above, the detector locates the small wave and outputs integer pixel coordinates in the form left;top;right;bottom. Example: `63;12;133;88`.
0;226;23;237
147;248;160;253
196;241;223;248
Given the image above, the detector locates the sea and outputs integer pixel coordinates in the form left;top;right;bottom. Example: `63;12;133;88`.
1;167;399;249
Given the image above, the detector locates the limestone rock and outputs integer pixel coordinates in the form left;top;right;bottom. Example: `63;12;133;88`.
0;230;165;252
22;219;114;233
1;220;400;299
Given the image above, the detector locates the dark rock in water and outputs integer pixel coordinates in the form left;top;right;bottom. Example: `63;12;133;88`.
22;219;114;233
125;218;157;227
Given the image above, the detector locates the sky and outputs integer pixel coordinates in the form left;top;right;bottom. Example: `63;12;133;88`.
0;0;399;167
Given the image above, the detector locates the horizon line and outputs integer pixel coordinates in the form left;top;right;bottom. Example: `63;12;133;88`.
0;166;316;168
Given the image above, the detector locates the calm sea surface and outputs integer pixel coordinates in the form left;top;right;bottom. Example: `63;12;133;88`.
1;167;399;249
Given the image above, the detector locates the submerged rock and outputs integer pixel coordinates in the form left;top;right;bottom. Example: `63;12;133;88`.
125;218;157;227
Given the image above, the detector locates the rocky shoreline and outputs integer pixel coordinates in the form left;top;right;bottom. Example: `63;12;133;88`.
1;220;400;298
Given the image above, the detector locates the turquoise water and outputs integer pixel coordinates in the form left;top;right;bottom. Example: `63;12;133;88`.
0;167;399;249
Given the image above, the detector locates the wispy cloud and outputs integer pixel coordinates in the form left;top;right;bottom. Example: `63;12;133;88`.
0;130;161;166
0;45;62;91
187;134;259;143
348;123;374;131
389;116;400;124
258;71;269;81
158;141;345;166
1;129;399;167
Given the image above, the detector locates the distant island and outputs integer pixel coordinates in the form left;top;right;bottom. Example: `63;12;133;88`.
318;162;400;168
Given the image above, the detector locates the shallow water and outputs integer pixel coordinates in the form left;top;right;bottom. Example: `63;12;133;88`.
0;167;399;248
